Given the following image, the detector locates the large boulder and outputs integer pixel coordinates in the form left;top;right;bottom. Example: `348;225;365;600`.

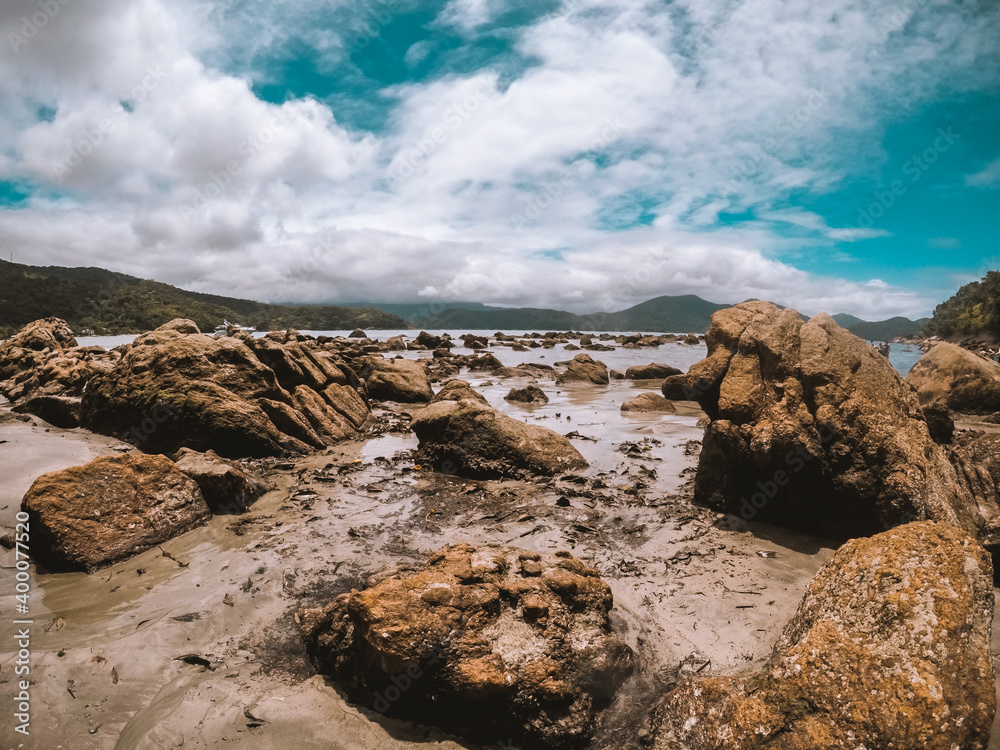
0;318;114;404
505;385;549;404
905;341;1000;413
172;448;270;513
620;392;676;413
359;356;434;403
12;395;82;428
683;301;999;544
652;521;995;750
80;320;367;457
298;544;634;750
430;379;489;405
623;363;682;380
411;399;588;479
555;353;609;385
21;453;211;572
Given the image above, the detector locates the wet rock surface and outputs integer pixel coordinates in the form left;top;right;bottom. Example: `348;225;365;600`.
505;384;549;404
682;301;1000;545
80;319;368;457
298;543;634;750
21;452;211;571
360;356;435;403
624;363;682;380
172;448;270;513
411;398;589;479
906;341;1000;414
652;521;996;750
621;392;676;413
556;353;610;385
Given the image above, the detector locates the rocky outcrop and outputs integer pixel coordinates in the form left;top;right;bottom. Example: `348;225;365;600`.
298;543;634;750
681;301;999;544
623;363;682;380
359;356;434;403
80;320;368;457
12;395;82;428
411;399;588;479
172;448;269;513
0;318;117;407
21;453;211;572
906;341;1000;413
505;385;549;404
620;392;676;413
430;379;489;405
555;353;609;385
652;521;995;750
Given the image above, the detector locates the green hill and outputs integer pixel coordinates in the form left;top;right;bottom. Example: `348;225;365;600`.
411;294;729;332
924;270;1000;341
848;316;929;341
0;259;407;337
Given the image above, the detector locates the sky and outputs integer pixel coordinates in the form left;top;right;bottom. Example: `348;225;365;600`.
0;0;998;320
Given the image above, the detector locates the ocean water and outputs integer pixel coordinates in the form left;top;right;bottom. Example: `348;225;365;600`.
75;329;924;377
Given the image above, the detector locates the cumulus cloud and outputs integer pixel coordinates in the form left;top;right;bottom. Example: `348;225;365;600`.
0;0;996;320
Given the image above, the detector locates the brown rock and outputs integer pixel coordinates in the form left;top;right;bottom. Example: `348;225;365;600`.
81;323;365;457
172;448;270;513
359;356;434;403
411;399;588;479
22;453;211;572
906;341;1000;413
683;301;999;544
556;353;609;385
504;385;549;404
12;395;81;428
298;544;633;749
653;522;995;750
623;363;682;380
620;392;676;413
431;379;489;404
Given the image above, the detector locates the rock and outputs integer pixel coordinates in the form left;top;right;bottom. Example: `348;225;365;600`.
431;379;489;404
348;328;367;338
620;392;676;413
81;323;365;457
467;353;504;371
652;521;995;750
660;373;697;400
172;448;270;513
415;331;449;350
21;453;211;572
505;385;549;404
922;402;954;444
384;335;406;351
906;341;1000;413
359;356;433;403
555;353;609;385
12;395;82;428
158;318;201;335
683;301;999;543
0;318;107;404
623;363;682;380
298;544;633;749
411;399;588;479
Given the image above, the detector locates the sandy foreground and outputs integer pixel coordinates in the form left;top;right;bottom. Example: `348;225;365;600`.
2;368;999;749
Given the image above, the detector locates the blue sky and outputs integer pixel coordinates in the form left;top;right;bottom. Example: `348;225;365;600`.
0;0;997;319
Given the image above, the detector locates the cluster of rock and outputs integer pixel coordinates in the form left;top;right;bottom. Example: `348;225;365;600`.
297;543;634;750
0;317;119;427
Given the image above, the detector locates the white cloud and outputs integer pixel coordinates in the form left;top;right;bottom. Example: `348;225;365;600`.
0;0;995;321
966;157;1000;188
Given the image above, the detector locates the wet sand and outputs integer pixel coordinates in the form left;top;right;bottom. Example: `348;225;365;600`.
1;345;998;749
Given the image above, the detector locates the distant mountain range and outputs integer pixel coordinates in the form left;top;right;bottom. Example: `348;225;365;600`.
0;259;406;337
353;298;927;339
0;258;930;339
